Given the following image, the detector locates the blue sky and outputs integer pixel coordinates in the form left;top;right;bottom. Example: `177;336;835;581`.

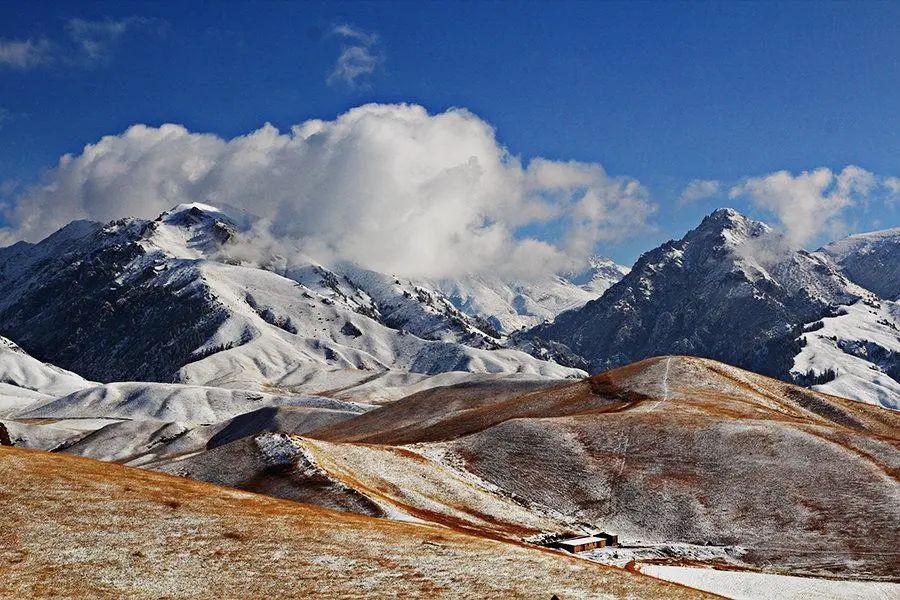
1;0;898;267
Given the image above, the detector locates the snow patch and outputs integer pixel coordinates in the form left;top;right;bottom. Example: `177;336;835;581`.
638;564;900;600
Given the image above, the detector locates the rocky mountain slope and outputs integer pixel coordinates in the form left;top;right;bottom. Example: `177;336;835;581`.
525;208;900;407
818;226;900;300
0;204;581;397
0;446;709;599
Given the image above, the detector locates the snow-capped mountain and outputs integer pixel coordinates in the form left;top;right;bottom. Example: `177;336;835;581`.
428;256;628;334
0;204;582;397
818;227;900;300
527;208;886;398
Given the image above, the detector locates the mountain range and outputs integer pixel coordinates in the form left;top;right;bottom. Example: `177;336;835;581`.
3;203;897;408
818;226;900;300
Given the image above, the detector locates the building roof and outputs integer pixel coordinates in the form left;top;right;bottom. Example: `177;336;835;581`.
556;536;604;547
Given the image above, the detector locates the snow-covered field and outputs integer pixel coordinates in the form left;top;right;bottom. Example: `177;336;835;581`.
583;542;745;569
637;564;900;600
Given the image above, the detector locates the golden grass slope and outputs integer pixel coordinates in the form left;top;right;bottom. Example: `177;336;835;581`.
312;355;899;444
0;446;714;599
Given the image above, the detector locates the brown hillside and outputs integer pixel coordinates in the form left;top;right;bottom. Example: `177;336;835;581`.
312;356;899;444
0;445;713;599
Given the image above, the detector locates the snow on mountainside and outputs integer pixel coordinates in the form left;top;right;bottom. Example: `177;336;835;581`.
430;256;628;334
818;226;900;300
17;381;366;425
172;259;580;392
528;208;878;394
289;261;503;348
793;299;900;409
0;336;94;415
0;204;582;396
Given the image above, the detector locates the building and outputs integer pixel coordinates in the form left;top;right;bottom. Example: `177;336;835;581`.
551;535;606;553
545;530;619;554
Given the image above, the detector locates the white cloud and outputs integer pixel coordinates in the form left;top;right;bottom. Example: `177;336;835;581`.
0;17;163;70
524;159;655;259
331;24;378;45
327;24;382;88
729;166;877;247
884;176;900;199
678;179;720;205
0;38;52;69
1;103;655;279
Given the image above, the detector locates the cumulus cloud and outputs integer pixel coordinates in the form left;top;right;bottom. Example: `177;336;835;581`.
0;17;163;70
885;177;900;199
0;38;52;69
729;166;879;247
1;104;654;279
524;159;655;260
678;179;720;205
327;24;382;88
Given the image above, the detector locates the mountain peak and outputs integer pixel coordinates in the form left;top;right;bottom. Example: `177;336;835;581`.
160;203;231;224
710;206;742;218
692;207;770;246
143;203;241;258
701;207;753;228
